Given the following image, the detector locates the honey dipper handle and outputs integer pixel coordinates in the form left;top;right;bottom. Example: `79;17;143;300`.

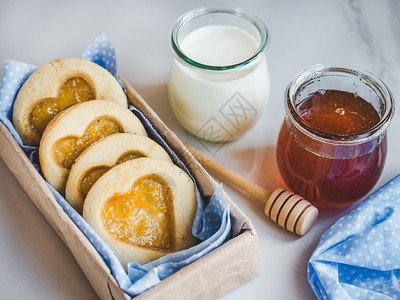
184;143;318;236
184;143;271;202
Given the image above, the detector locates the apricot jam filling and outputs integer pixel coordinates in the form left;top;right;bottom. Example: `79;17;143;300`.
30;77;95;136
102;174;173;250
116;150;146;164
53;117;123;170
80;166;110;200
79;151;146;200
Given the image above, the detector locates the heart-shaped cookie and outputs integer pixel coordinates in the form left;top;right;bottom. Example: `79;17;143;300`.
39;100;147;194
65;133;172;213
13;57;128;146
83;157;197;267
103;174;173;250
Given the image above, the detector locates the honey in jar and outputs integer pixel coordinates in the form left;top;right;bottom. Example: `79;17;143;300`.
276;65;394;210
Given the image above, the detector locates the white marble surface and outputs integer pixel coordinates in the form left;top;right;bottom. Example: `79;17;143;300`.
0;0;399;299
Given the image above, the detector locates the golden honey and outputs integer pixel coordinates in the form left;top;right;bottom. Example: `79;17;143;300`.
30;77;95;135
53;117;123;170
79;151;146;200
102;175;172;250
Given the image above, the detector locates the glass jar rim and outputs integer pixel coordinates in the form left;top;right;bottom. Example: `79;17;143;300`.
285;63;395;145
170;6;271;71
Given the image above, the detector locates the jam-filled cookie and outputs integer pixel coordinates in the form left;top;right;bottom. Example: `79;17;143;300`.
39;100;147;194
83;157;197;267
13;57;128;146
65;133;172;213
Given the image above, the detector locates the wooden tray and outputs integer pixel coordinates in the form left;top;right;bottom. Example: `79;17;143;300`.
0;77;258;299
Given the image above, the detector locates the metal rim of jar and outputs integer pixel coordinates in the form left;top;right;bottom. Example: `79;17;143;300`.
170;6;271;71
285;63;395;145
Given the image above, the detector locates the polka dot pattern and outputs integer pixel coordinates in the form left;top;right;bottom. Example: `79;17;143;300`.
308;175;400;300
0;60;37;151
0;34;231;297
82;34;117;77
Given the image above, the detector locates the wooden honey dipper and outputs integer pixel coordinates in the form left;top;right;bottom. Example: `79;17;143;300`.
184;143;318;236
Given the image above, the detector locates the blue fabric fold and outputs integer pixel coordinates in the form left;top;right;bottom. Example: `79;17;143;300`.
0;33;231;297
308;175;400;300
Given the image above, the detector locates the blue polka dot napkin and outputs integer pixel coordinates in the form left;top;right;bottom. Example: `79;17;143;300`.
308;175;400;300
0;34;231;297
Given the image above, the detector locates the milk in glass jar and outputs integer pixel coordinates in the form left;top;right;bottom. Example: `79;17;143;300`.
168;7;271;142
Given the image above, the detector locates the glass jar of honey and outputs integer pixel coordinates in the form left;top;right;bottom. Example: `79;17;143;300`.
276;64;395;210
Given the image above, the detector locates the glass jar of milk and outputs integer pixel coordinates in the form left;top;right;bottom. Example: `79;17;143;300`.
168;6;271;142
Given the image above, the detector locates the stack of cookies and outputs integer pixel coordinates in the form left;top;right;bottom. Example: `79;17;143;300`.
12;58;197;267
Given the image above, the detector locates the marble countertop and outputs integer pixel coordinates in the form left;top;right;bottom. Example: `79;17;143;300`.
0;0;399;299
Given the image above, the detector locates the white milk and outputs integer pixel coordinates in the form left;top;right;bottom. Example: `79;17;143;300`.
179;25;259;66
168;24;270;142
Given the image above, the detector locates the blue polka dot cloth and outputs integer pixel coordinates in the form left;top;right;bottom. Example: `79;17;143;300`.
0;34;231;297
308;174;400;300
